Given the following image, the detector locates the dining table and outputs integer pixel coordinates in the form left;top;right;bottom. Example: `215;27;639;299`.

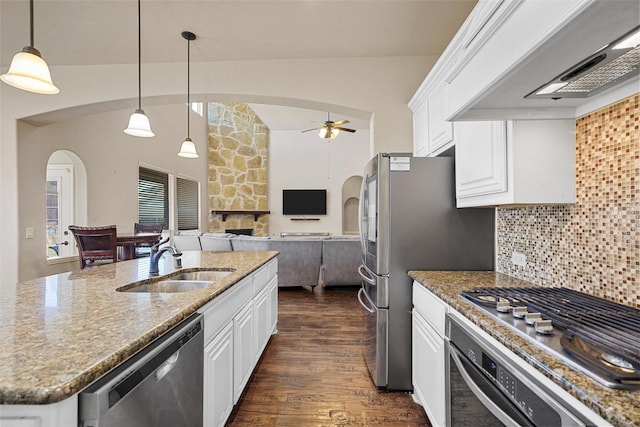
117;232;162;261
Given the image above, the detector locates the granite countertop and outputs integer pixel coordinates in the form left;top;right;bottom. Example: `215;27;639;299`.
408;271;639;427
0;250;277;405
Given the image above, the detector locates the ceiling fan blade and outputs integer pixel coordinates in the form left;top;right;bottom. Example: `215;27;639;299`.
335;127;356;133
301;127;321;133
333;119;350;126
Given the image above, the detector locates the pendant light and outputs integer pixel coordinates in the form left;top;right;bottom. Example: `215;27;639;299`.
124;0;154;137
177;31;199;158
0;0;59;94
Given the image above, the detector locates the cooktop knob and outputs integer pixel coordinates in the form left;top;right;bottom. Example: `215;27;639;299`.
496;300;512;313
512;306;528;319
534;319;553;335
525;313;542;325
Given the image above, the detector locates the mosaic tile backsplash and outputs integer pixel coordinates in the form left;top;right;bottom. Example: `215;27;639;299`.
497;94;639;308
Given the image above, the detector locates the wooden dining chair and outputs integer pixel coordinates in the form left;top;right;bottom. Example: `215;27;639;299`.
133;223;164;257
68;225;118;269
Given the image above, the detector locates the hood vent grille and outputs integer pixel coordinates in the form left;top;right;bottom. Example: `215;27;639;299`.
526;26;640;100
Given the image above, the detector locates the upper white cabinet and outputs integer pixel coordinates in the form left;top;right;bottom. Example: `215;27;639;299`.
411;82;455;157
426;82;454;155
455;119;575;207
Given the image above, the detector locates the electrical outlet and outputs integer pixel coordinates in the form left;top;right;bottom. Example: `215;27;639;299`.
511;251;526;267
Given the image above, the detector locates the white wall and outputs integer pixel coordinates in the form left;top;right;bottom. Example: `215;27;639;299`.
268;129;370;237
2;55;437;284
17;104;209;280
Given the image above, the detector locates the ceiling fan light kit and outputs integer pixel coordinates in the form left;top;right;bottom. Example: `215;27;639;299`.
177;31;199;158
0;0;59;94
302;112;356;139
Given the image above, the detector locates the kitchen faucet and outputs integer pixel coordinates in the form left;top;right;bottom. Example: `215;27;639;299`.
149;237;182;276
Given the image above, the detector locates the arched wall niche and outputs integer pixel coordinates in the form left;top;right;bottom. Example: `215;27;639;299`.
342;175;362;235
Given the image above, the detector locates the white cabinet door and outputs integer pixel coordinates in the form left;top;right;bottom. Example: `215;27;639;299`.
412;310;446;427
427;82;454;154
233;302;255;403
254;286;270;360
455;121;508;201
268;275;278;335
456;119;575;207
413;100;429;157
203;322;234;427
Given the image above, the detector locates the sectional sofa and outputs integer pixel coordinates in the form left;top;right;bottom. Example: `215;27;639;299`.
172;232;362;289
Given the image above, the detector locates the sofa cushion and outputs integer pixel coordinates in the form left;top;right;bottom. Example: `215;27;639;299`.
199;234;234;251
321;237;362;287
172;231;202;251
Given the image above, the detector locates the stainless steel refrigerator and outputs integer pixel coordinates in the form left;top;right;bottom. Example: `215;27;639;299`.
357;153;494;390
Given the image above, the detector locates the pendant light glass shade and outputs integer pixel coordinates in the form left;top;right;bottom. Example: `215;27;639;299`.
124;0;154;137
1;0;59;95
124;108;155;137
178;31;198;158
178;137;198;158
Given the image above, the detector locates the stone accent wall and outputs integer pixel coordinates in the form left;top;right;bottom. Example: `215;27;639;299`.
208;103;269;236
496;94;639;308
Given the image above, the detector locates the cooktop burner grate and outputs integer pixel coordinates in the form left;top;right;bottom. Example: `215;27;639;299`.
462;287;640;388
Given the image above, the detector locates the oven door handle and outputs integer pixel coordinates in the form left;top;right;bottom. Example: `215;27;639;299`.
449;344;535;427
357;287;375;314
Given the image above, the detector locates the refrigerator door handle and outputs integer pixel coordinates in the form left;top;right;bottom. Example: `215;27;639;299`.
358;287;375;313
358;264;376;286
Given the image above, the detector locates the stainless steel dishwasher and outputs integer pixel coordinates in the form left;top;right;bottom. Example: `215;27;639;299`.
79;313;203;427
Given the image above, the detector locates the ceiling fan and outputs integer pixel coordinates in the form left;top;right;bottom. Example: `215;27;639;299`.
301;112;357;139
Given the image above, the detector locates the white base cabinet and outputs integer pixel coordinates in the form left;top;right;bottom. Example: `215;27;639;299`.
203;323;234;427
0;398;77;427
412;282;448;427
199;258;278;427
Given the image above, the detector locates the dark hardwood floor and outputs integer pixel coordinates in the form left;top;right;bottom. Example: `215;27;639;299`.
227;286;431;426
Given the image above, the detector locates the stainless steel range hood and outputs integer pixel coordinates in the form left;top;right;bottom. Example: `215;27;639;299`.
526;26;640;100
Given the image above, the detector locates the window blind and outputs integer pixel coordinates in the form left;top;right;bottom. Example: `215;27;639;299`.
176;177;199;230
138;167;169;229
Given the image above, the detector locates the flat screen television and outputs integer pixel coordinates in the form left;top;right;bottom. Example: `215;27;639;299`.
282;189;327;215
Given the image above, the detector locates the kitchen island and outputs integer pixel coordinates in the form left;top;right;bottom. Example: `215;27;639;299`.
409;271;639;427
0;250;277;424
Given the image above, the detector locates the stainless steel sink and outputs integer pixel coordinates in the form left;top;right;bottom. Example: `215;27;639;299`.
118;269;235;293
169;270;235;282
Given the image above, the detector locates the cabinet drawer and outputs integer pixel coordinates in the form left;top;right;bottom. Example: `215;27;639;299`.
200;277;252;342
253;264;269;294
413;282;448;336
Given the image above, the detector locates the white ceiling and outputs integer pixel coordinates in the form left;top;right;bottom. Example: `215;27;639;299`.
1;0;477;129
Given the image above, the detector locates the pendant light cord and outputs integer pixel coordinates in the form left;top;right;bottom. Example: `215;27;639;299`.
186;37;191;138
29;0;34;47
137;0;142;110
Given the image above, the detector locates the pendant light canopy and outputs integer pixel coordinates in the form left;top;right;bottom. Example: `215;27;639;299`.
0;0;59;94
178;31;199;158
124;0;154;137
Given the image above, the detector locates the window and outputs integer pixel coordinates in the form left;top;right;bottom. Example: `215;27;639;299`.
176;177;199;230
138;167;169;229
138;166;200;231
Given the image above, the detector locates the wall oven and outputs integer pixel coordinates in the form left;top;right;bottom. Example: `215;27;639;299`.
446;313;606;427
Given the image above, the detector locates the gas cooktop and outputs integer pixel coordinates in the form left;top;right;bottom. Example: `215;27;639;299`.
461;287;640;390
